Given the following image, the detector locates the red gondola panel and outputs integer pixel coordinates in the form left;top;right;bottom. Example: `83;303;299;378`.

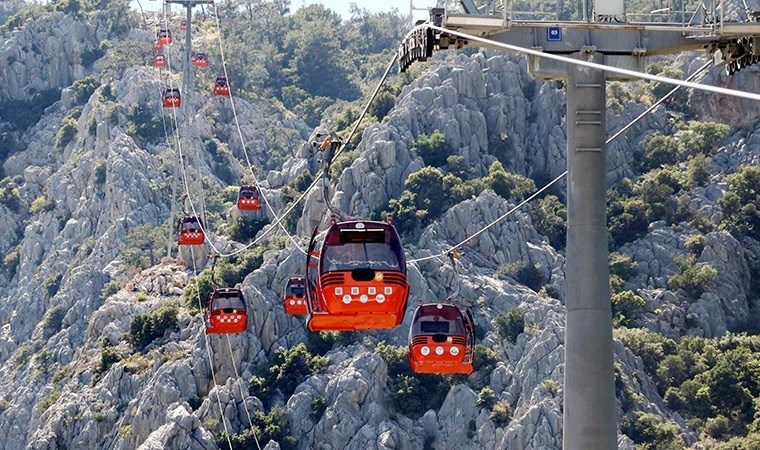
205;288;247;334
214;76;230;97
306;220;409;331
237;185;261;211
177;216;204;245
284;276;308;315
407;303;475;375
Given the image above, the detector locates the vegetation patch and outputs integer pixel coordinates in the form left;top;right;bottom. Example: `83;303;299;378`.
375;341;453;419
42;305;66;335
494;309;525;344
250;343;328;406
128;301;179;352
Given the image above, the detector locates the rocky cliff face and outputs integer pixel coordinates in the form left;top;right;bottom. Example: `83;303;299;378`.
0;8;758;450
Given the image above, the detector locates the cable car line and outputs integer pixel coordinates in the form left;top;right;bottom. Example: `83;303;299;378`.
210;2;305;254
189;246;235;450
145;12;259;448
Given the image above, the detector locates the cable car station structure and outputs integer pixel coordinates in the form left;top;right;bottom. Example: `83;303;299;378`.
401;0;760;448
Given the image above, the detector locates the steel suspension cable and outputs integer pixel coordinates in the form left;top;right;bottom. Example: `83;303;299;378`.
190;246;234;450
209;2;304;255
224;334;260;450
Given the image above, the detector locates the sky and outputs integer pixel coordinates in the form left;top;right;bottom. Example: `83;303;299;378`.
131;0;436;21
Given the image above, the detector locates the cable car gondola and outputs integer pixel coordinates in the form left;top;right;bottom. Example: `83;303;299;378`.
283;276;308;315
305;219;409;331
407;303;475;375
236;185;261;211
180;20;188;31
157;28;172;46
193;52;208;67
162;87;181;108
205;287;247;334
153;53;166;68
177;215;204;245
214;76;230;96
151;40;162;51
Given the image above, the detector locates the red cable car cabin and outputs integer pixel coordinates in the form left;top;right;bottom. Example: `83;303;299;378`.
283;276;308;315
205;288;247;334
180;20;188;31
237;185;261;211
193;52;208;67
157;29;172;45
214;76;230;96
306;220;409;331
162;88;181;108
153;54;166;68
152;40;162;51
177;216;204;245
408;303;475;375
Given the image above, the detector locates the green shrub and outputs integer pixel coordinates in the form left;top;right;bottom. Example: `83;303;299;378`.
94;160;107;185
678;121;729;157
494;309;525;344
0;177;21;212
641;134;679;171
376;341;452;419
620;412;685;449
484;161;536;201
183;271;215;311
100;280;120;300
120;224;165;270
128;301;179;352
687;154;711;187
609;252;638;279
224;217;268;243
217;407;297;450
29;194;54;214
81;45;106;68
305;330;357;355
122;353;153;374
667;255;718;298
3;248;19;278
55;118;77;150
100;85;116;102
309;396;327;420
0;131;21;167
42;305;66;335
530;195;566;249
614;327;676;382
250;343;329;406
71;76;99;105
38;388;60;413
684;234;706;255
490;399;512;427
705;415;731;439
413;130;454;167
369;90;396;121
126;103;163;143
0;88;61;130
44;274;63;297
608;194;649;247
477;387;496;409
472;344;498;373
96;346;120;374
611;290;646;326
719;165;760;240
497;262;544;291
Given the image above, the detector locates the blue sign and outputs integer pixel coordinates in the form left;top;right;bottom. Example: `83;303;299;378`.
547;27;562;41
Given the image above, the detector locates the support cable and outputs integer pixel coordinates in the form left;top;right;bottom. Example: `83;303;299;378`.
190;246;234;450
